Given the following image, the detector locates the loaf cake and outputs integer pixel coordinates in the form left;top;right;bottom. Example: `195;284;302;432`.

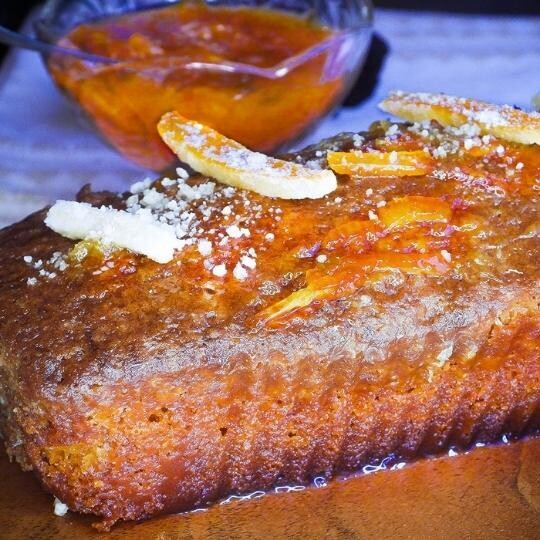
0;92;538;530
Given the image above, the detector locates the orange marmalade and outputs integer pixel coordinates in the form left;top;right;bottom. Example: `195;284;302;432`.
48;1;344;170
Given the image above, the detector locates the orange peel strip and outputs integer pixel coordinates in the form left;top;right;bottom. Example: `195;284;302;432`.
327;150;433;177
379;91;540;145
378;196;452;229
158;112;337;199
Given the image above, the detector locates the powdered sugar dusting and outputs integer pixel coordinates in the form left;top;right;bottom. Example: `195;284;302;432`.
178;122;328;180
36;159;280;284
382;91;540;145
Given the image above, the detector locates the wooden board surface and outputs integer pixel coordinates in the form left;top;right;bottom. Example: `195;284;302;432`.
0;437;539;539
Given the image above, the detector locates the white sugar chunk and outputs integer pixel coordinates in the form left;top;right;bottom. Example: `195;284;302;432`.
240;255;256;269
212;263;227;277
45;201;181;264
161;177;177;187
176;167;189;179
141;188;166;208
226;225;242;238
233;262;248;281
129;178;152;194
197;239;213;257
53;497;69;517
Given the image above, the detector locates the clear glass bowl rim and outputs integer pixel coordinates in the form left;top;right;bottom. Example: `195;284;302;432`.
34;0;373;45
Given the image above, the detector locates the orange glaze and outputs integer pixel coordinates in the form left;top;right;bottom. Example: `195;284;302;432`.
254;126;539;325
48;1;343;170
6;121;538;336
32;121;536;331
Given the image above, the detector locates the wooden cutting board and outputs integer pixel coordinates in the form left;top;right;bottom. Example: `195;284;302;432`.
0;437;538;539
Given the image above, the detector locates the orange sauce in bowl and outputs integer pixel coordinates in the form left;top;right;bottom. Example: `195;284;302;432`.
48;1;344;170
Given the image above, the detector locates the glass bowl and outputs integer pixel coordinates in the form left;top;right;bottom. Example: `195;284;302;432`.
35;0;373;171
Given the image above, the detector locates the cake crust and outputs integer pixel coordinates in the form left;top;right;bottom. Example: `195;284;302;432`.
0;121;538;529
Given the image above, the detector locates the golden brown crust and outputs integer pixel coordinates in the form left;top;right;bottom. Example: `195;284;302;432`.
0;122;538;528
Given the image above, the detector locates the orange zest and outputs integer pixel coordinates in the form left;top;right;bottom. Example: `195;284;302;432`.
378;196;452;229
327;150;433;177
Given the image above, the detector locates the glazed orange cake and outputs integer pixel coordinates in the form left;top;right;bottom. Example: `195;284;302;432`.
0;92;538;529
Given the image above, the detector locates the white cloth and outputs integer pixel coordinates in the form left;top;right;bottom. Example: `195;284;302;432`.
0;9;539;227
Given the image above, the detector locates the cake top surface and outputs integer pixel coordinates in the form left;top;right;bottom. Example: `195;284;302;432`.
0;96;538;396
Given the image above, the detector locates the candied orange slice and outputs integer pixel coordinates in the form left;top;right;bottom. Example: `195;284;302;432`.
378;196;452;229
260;249;450;326
259;269;359;326
379;91;540;145
327;150;433;177
259;287;330;325
158;112;337;199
